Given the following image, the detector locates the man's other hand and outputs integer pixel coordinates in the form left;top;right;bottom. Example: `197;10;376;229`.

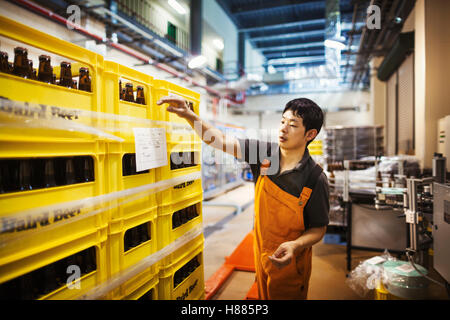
268;241;297;269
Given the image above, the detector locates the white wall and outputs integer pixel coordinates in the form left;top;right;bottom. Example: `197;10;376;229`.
245;40;266;75
202;0;237;68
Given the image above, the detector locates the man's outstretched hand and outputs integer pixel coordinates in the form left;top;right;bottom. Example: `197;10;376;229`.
156;96;194;120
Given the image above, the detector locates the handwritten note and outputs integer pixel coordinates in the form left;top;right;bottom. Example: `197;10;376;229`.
133;128;167;172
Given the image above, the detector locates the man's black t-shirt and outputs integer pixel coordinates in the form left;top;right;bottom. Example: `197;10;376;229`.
238;138;330;230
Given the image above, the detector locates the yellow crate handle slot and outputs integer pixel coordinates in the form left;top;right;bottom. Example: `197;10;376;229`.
0;171;202;246
78;225;204;300
0;98;197;140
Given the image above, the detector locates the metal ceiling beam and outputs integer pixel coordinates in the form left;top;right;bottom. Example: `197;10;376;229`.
239;18;325;33
267;56;325;65
249;29;324;42
264;49;325;59
231;0;323;16
257;41;324;52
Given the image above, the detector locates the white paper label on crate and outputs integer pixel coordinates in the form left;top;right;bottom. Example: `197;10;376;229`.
395;263;416;274
365;256;386;265
133;127;167;171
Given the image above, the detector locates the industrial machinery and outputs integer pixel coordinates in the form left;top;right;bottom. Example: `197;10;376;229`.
373;153;449;297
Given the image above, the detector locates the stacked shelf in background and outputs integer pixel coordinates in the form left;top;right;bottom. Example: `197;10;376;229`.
323;126;384;162
323;126;384;227
0;16;204;300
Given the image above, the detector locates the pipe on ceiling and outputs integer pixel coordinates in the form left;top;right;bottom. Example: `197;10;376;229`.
13;0;245;104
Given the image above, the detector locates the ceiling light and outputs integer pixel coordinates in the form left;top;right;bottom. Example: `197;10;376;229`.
267;65;276;74
168;0;186;15
324;39;346;50
213;39;224;51
188;55;207;69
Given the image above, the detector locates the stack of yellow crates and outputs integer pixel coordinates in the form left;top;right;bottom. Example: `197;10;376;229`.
308;139;323;156
0;16;204;300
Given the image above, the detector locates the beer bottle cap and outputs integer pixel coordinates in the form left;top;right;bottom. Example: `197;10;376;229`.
14;47;27;54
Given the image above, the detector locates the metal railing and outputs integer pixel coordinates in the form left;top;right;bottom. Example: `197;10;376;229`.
117;0;190;52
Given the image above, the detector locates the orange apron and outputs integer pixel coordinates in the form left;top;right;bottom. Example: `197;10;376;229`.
253;172;313;300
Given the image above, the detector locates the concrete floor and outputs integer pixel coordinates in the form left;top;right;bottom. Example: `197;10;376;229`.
202;183;449;300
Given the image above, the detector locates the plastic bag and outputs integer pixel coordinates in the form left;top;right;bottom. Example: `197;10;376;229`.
345;249;397;297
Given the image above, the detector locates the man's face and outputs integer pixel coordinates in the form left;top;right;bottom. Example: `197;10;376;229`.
279;110;316;150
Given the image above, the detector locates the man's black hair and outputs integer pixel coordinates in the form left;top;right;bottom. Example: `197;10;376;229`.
282;98;324;146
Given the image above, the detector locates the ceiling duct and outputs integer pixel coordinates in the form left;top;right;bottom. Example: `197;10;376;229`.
377;31;414;81
325;0;342;78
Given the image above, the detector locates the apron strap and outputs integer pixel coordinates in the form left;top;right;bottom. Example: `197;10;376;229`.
298;164;323;207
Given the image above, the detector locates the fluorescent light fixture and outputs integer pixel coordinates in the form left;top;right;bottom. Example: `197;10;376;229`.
188;55;207;69
168;0;186;15
247;73;262;82
324;39;346;50
260;83;269;92
268;65;276;74
213;39;224;51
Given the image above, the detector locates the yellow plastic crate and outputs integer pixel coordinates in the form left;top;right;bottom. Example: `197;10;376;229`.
153;79;201;144
0;227;108;300
108;268;159;300
156;141;202;183
0;141;108;273
0;15;104;142
157;178;203;209
102;60;154;143
158;235;205;300
157;192;203;264
105;142;157;220
107;206;158;278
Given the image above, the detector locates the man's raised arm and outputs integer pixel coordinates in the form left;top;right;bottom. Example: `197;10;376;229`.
156;96;243;160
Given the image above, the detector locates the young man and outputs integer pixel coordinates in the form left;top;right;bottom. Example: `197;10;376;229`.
157;97;329;300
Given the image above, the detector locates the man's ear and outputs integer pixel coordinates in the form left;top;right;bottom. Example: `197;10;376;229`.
305;129;318;142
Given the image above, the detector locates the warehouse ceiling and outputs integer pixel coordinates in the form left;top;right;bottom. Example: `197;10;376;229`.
216;0;368;87
14;0;415;95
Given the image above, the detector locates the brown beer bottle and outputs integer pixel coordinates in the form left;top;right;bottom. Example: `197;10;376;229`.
71;79;78;89
124;83;134;102
83;157;94;182
129;153;136;175
59;61;73;88
180;208;188;224
13;47;29;77
0;51;9;73
38;55;53;83
19;159;33;191
27;59;36;80
172;211;181;229
84;247;96;273
78;67;91;92
65;157;76;185
119;80;123;99
44;158;56;188
140;223;149;243
136;86;145;104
